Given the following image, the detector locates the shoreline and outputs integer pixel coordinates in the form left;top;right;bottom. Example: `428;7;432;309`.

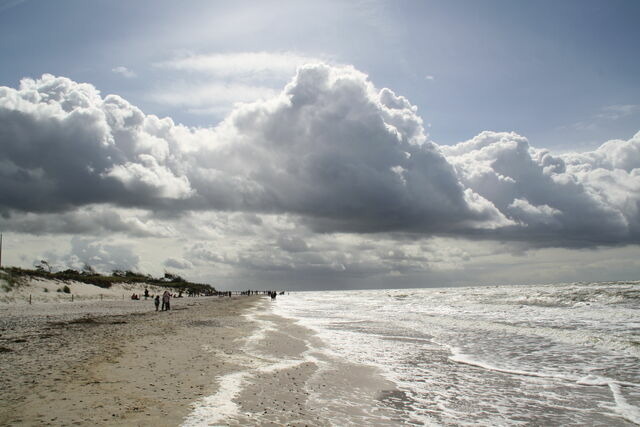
0;294;400;426
186;301;401;426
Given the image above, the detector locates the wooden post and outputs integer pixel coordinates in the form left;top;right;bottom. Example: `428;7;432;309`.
71;294;74;302
29;294;31;304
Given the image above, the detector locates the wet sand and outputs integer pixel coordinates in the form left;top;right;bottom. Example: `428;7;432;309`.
0;295;397;426
185;308;401;426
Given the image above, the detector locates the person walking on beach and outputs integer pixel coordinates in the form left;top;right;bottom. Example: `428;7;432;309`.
162;290;171;311
154;295;160;311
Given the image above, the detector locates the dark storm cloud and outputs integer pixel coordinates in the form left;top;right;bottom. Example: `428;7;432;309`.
277;235;309;252
0;206;168;237
208;64;507;233
0;67;506;231
1;66;639;248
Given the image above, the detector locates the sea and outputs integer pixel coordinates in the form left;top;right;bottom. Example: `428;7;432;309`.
269;282;640;426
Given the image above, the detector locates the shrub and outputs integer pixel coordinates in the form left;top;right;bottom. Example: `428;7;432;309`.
164;272;185;283
3;265;216;295
0;270;25;291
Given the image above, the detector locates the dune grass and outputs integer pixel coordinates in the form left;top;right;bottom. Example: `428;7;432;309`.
2;266;216;295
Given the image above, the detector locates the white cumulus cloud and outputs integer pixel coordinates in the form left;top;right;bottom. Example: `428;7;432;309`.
1;66;639;249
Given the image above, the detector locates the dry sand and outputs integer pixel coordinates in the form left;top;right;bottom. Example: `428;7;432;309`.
0;295;263;426
0;292;398;426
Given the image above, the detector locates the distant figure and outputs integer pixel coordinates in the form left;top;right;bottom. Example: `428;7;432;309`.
270;291;277;300
144;288;149;300
162;290;171;311
154;295;160;311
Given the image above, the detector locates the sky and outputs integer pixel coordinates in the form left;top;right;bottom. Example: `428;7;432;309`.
1;0;639;290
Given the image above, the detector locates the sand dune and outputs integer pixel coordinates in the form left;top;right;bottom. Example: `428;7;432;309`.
0;273;179;305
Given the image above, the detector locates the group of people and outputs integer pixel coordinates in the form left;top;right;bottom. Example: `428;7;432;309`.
129;289;173;311
130;288;286;310
131;288;150;301
154;290;172;311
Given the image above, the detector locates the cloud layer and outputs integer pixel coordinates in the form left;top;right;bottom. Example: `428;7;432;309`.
155;52;323;78
442;131;640;246
1;65;639;248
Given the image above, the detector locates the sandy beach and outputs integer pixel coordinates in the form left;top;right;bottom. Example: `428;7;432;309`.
0;291;397;426
0;295;261;426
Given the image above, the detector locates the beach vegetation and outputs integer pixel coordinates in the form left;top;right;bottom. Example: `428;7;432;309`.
81;263;96;275
164;272;185;282
0;269;25;291
2;266;216;294
36;260;52;273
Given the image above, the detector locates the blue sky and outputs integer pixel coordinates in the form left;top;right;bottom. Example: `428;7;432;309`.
2;0;638;148
1;0;639;289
